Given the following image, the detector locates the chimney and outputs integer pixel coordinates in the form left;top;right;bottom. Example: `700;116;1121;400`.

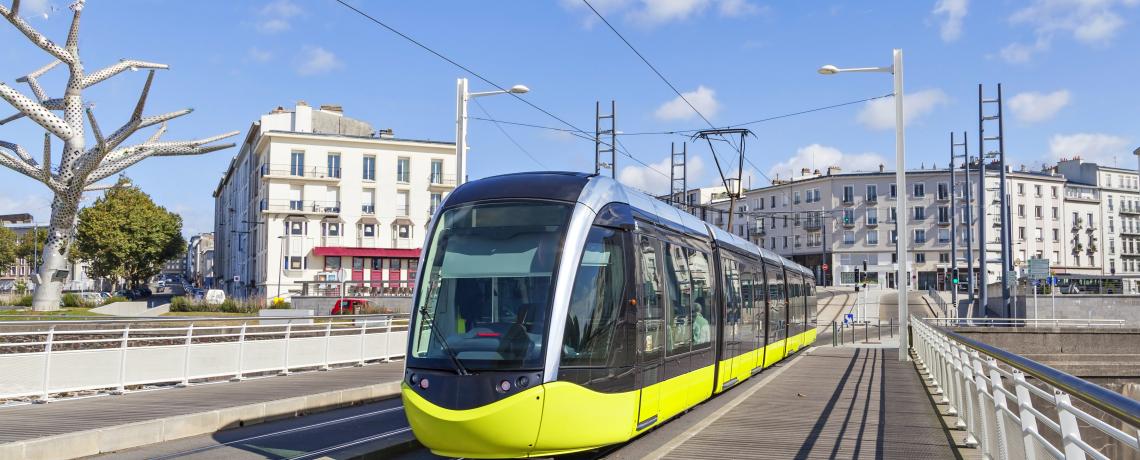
1020;164;1027;172
800;167;811;175
297;100;309;107
813;169;821;175
271;106;286;114
319;104;343;114
827;165;841;176
879;164;885;173
376;128;394;139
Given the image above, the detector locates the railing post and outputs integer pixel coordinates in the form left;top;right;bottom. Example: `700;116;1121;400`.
231;322;247;382
320;319;332;371
1054;391;1087;460
383;315;393;362
178;323;195;387
954;343;978;446
831;321;837;347
357;317;367;366
113;324;131;395
1011;370;1040;460
279;321;293;376
970;350;996;456
36;325;56;403
986;357;1014;460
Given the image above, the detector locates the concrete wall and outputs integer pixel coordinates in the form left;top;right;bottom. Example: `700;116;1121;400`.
954;327;1140;378
289;295;411;316
974;283;1140;325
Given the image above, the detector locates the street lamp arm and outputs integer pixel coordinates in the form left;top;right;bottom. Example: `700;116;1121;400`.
468;90;510;98
818;65;893;75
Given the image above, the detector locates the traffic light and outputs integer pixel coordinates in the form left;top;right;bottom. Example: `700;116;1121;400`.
853;268;861;292
951;268;960;285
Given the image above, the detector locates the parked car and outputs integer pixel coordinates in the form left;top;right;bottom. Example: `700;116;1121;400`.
331;298;372;315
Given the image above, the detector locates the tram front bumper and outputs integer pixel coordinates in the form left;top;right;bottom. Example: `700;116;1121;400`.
402;383;546;459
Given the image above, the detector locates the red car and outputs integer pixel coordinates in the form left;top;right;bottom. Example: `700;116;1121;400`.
331;298;372;315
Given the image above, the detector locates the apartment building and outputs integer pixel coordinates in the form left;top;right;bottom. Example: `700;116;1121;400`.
1056;159;1140;292
185;233;215;288
705;164;1075;290
213;102;456;300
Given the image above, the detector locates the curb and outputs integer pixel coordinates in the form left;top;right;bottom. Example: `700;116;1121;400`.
0;381;402;460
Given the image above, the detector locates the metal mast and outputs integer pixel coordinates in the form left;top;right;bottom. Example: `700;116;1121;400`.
949;133;959;317
977;89;989;318
670;142;687;208
980;84;1011;317
959;133;976;311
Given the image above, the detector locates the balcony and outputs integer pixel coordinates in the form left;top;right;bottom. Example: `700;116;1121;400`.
262;200;340;215
261;164;341;181
935;193;950;202
395;205;410;217
358;236;380;248
804;221;822;231
1121;205;1140;215
842;220;856;228
361;204;375;215
428;174;458;189
392;239;415;249
866;195;878;204
841;196;855;205
321;236;342;246
1122;227;1140;236
866;219;879;227
936;219;951;226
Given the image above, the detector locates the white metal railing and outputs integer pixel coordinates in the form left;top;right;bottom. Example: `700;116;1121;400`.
0;314;409;402
911;317;1140;459
925;317;1128;328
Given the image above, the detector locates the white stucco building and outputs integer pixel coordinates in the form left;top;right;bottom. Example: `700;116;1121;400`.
213;102;456;300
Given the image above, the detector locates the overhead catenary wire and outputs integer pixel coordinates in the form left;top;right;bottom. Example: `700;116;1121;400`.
470;99;548;169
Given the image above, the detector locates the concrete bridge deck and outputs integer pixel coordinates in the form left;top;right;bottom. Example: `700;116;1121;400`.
0;362;404;460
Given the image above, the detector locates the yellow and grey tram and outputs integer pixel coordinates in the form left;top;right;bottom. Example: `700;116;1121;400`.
402;172;818;458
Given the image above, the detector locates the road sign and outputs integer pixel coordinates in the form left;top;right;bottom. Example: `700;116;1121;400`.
1028;258;1050;280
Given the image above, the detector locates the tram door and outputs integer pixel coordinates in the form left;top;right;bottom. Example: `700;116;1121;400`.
635;235;665;429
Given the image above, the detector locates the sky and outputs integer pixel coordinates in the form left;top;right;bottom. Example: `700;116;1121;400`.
1;0;1138;236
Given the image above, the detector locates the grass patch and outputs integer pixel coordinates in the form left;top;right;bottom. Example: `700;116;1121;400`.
0;307;108;320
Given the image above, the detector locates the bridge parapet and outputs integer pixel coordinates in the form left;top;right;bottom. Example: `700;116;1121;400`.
912;317;1140;459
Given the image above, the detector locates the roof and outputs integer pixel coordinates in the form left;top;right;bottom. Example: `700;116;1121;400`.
312;247;420;258
262;130;455;147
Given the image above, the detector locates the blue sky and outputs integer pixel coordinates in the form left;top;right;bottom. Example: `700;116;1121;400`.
1;0;1138;235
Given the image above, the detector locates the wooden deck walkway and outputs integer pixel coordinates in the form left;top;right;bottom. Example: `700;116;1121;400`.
0;361;404;445
658;347;970;459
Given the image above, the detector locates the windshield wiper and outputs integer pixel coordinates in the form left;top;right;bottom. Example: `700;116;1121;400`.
417;280;470;376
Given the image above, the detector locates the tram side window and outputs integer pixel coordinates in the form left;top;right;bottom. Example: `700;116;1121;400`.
561;226;633;368
767;265;786;341
664;243;692;356
687;249;713;348
723;259;743;349
638;235;664;356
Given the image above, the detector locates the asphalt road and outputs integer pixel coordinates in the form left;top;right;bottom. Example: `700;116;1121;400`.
89;399;429;460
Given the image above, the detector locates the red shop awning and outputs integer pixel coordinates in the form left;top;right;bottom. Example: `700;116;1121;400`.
312;247;421;258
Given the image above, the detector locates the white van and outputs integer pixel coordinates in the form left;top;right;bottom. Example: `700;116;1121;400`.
204;289;226;305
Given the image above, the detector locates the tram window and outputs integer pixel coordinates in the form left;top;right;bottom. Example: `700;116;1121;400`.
562;226;632;368
664;243;692;356
687;249;712;348
739;265;757;352
766;265;786;341
723;259;743;350
638;235;664;355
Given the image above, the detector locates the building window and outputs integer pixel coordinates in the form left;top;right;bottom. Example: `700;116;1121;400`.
1018;226;1026;240
782;236;788;248
915;253;926;263
913;183;925;198
1109;217;1115;233
842;185;854;203
938;229;950;243
397;224;411;239
1035;227;1043;241
285;256;306;270
889;184;897;198
771;196;776;208
363;155;376;181
1017;204;1025;217
1052;207;1059;220
290;150;305;176
843;208;854;225
913;206;925;220
430;159;444;184
890;207;897;223
939;253;950;263
891;252;898;263
1034;206;1042;219
327;153;341;178
793;191;801;204
812;188;821;202
1017;183;1024;196
794;235;802;247
843;231;855;244
430;193;443;214
397;191;410;216
1051;186;1058;198
914;229;926;244
867;208;878;225
867;184;878;202
322;222;340;237
1034;184;1042;197
397;157;411;183
362;223;376;237
324;256;341;271
362;189;375;214
287;221;305;235
1053;228;1060;242
867;231;879;245
937;183;949;200
938;206;950;224
352;257;365;270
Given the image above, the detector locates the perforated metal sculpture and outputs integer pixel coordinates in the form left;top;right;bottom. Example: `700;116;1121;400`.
0;0;238;310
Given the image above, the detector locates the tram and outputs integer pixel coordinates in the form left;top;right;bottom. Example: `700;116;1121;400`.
402;172;818;458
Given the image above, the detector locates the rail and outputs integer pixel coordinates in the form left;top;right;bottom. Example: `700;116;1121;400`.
0;313;410;402
925;317;1128;328
928;287;951;318
911;317;1140;459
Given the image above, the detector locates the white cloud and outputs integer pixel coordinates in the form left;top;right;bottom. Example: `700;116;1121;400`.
767;144;887;180
1008;90;1071;123
0;193;51;222
618;155;706;195
655;85;720;121
563;0;762;27
295;46;343;76
19;0;53;19
932;0;969;42
256;0;302;33
248;47;273;63
1048;133;1132;163
855;89;949;131
1002;0;1138;62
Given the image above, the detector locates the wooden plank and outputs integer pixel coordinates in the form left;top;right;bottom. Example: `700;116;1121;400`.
661;348;968;459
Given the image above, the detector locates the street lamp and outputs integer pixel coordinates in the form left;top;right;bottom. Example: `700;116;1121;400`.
819;49;909;361
455;79;529;186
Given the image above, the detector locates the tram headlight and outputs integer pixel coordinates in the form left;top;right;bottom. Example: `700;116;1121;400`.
516;376;530;388
498;379;512;393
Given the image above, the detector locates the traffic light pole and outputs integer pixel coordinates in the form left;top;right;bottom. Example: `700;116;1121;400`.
949;133;958;318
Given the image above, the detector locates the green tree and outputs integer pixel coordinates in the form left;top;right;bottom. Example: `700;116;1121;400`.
15;227;45;268
0;226;16;274
74;183;186;287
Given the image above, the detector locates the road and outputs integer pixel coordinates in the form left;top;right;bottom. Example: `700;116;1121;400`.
90;399;430;460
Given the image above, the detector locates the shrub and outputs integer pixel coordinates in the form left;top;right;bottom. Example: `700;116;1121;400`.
14;295;32;307
101;296;128;306
169;295;260;314
61;293;82;308
268;301;291;310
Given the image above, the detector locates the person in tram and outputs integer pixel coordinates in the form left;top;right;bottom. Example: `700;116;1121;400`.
692;296;710;344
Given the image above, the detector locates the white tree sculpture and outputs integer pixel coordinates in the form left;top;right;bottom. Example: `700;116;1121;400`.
0;0;238;310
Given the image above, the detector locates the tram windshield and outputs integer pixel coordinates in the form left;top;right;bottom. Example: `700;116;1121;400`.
410;201;572;371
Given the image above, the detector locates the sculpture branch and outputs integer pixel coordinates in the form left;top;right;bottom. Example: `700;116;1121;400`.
88;131;238;184
81;59;167;88
0;83;73;139
42;133;51;182
17;60;62;101
0;141;58;189
64;1;82;55
0;139;36;165
0;3;76;64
